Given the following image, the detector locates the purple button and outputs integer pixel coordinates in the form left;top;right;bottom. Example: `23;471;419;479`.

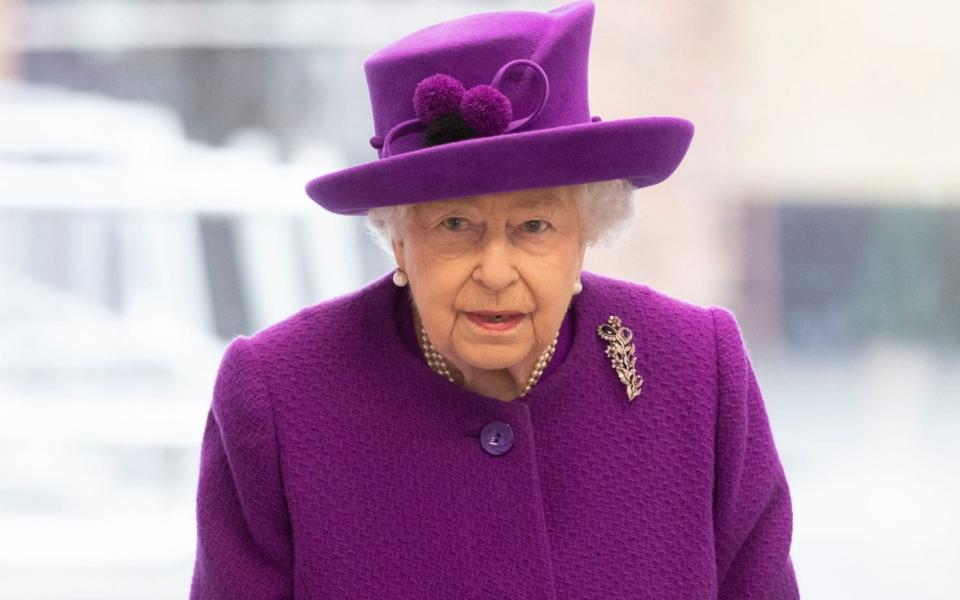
479;420;514;456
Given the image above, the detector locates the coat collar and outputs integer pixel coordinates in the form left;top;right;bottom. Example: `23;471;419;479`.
366;268;645;411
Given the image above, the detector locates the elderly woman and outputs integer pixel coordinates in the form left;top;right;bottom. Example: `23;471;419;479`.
189;1;799;599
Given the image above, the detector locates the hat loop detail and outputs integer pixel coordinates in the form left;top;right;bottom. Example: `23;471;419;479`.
369;58;550;159
492;59;550;134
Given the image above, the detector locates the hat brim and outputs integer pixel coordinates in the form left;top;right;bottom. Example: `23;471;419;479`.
305;116;694;215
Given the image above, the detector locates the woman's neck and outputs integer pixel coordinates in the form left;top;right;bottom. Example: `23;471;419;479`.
412;306;532;402
459;368;525;402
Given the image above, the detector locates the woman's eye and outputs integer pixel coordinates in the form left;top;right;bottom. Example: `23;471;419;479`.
520;219;550;233
441;216;469;231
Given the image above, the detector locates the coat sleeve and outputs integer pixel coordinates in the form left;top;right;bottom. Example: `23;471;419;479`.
190;335;296;600
709;306;800;599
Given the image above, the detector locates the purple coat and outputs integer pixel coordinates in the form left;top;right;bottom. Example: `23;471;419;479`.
190;269;799;599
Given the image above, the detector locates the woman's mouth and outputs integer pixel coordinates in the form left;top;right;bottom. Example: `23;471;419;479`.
466;311;525;331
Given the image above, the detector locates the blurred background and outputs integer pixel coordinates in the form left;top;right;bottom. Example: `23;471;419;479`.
0;0;957;598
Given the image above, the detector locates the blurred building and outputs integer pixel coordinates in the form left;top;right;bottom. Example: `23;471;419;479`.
585;0;960;353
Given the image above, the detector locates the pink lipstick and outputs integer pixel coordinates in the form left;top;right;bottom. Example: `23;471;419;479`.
466;311;524;331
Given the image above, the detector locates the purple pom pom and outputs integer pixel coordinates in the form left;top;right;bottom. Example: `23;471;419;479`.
413;74;466;123
460;85;513;136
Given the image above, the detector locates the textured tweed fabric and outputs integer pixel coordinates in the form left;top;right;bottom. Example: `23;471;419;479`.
190;269;799;599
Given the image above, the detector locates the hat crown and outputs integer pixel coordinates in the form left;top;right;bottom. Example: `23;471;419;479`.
363;0;595;158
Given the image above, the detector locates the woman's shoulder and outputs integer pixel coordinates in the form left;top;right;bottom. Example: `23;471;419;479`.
579;270;748;391
241;272;395;360
579;270;744;368
580;269;726;328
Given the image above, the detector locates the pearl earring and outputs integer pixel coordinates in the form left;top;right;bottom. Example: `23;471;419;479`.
392;269;408;287
573;276;582;295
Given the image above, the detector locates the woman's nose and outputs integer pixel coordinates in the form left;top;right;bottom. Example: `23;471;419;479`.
472;234;518;292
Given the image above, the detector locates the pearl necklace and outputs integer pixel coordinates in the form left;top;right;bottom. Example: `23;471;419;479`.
414;309;559;397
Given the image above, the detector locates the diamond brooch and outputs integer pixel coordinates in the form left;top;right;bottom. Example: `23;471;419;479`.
596;315;643;402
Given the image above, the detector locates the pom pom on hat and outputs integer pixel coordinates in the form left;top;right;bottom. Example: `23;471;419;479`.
413;74;465;123
460;85;513;136
412;73;515;150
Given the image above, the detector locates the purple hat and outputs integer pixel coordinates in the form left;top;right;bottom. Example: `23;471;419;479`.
305;0;694;216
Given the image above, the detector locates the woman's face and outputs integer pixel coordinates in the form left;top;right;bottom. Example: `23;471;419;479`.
392;184;586;376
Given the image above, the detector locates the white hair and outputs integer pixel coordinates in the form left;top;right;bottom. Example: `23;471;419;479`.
364;178;637;257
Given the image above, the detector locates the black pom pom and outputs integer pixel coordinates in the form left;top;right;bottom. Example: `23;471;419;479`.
422;113;478;147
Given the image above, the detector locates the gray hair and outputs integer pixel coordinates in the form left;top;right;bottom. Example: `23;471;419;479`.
364;178;637;257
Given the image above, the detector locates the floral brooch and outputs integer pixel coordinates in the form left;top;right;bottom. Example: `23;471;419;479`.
597;315;644;402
